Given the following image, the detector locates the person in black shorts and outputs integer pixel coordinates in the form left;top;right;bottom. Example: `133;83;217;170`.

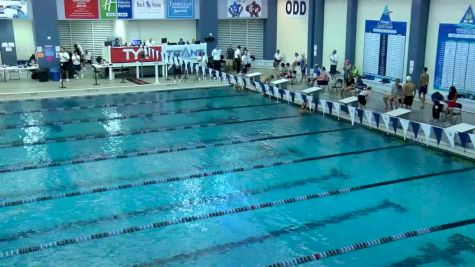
418;67;429;109
403;76;416;109
59;47;70;82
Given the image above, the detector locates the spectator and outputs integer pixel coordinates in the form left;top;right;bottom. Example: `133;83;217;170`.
211;47;222;71
329;50;338;77
300;53;307;83
418;67;429;109
446;86;458;122
197;51;208;80
317;66;329;82
241;51;249;74
83;50;92;64
292;53;300;71
403;76;416;109
383;78;401;110
73;43;83;57
280;63;289;77
431;91;444;122
307;64;321;86
59;46;70;82
72;51;82;79
273;49;283;69
178;38;185;45
145;38;155;46
351;65;359;79
343;59;351;81
172;55;182;83
226;45;234;72
234;45;241;73
358;87;372;108
28;54;37;65
341;75;355;98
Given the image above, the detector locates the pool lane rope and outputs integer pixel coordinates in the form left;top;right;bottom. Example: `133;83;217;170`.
0;93;251;116
2;103;279;129
0;144;410;209
265;217;475;267
0;166;472;259
0;114;302;149
0;128;356;174
0;86;233;104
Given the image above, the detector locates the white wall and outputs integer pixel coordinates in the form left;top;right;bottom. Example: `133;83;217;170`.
13;20;35;60
425;0;473;93
322;0;347;70
355;0;412;75
125;20;196;44
276;0;309;62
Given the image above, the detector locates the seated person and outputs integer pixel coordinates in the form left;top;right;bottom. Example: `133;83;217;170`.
316;67;329;85
355;75;366;89
383;78;401;110
431;91;444;122
283;70;297;80
280;63;290;77
307;64;321;86
358;87;372;108
446;86;458;122
341;75;355;98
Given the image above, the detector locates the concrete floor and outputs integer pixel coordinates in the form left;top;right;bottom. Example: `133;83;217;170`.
0;66;474;127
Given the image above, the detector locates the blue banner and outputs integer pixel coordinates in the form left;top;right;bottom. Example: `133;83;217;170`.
118;0;132;19
167;0;194;18
434;6;475;93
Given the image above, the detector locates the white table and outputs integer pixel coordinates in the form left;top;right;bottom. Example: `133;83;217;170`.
445;123;475;133
0;65;39;82
339;96;358;105
384;108;412;117
246;72;262;81
302;87;323;95
271;78;290;89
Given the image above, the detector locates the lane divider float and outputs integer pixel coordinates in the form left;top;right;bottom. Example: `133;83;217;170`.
0;165;472;259
2;103;279;129
0;144;411;209
0;128;355;174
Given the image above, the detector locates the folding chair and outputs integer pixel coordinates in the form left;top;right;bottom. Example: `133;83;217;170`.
451;103;463;123
330;79;343;95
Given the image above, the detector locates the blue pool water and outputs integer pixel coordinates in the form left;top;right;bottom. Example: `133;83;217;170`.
0;86;474;266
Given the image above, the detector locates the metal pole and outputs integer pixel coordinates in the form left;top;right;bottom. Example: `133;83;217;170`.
121;65;126;83
93;67;99;86
59;69;66;89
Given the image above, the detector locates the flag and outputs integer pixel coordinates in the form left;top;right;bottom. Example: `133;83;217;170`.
399;118;410;140
411;121;420;139
348;106;356;125
444;129;457;148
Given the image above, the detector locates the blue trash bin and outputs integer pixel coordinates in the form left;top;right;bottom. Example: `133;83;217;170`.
50;68;60;81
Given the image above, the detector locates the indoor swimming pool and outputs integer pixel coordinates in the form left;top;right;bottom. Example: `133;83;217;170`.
0;86;474;266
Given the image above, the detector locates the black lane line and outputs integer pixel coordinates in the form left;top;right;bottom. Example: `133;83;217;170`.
0;127;355;174
0;86;235;104
264;217;475;267
0;144;409;209
0;93;252;116
0;165;472;260
136;200;406;267
2;103;280;129
0;114;302;149
0;169;349;244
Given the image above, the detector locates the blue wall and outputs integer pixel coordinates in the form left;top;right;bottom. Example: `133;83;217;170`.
263;0;277;60
407;0;430;84
32;0;60;69
0;20;18;66
196;0;218;54
345;0;358;64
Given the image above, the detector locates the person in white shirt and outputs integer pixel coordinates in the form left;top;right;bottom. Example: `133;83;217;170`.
273;49;282;69
145;38;155;47
329;50;338;77
197;51;208;80
59;47;70;82
83;50;92;64
211;47;221;71
292;53;301;71
234;45;241;73
241;52;248;74
72;52;83;79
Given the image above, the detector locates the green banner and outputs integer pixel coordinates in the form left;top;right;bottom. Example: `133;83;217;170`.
100;0;118;19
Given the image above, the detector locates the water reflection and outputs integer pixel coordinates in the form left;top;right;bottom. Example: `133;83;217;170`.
100;107;123;155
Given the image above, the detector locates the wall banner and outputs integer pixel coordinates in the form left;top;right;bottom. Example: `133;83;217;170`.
100;0;132;19
167;0;194;18
0;0;28;19
162;43;207;62
227;0;263;18
110;45;163;63
284;0;307;17
64;0;99;19
434;5;475;94
363;6;407;80
133;0;165;19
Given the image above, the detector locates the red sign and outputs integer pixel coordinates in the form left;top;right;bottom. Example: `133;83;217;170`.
110;46;163;64
64;0;99;19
